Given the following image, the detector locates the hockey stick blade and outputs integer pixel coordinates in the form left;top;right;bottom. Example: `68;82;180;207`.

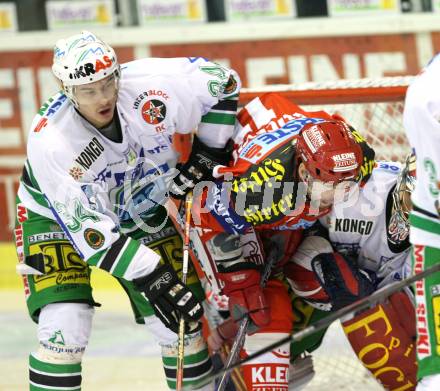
183;259;440;390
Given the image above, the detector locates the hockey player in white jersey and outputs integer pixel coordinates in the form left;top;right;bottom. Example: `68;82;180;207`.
286;156;418;390
13;31;241;390
403;54;440;391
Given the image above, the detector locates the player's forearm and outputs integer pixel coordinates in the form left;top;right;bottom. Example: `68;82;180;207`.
86;234;160;280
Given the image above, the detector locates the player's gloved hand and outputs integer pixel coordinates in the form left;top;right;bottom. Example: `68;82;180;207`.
169;135;233;199
207;317;238;352
311;252;376;311
133;263;203;333
219;268;270;333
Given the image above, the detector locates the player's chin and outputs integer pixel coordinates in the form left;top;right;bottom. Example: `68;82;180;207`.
319;200;334;210
98;107;113;118
93;110;115;129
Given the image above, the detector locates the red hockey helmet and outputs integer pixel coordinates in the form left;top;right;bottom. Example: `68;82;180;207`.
297;120;363;183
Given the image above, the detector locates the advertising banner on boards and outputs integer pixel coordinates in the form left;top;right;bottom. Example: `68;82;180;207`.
0;3;17;32
225;0;296;21
46;0;115;30
137;0;206;24
328;0;400;16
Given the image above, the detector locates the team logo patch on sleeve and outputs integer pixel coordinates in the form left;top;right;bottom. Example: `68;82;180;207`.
84;228;105;249
69;166;84;180
141;99;167;125
223;75;238;94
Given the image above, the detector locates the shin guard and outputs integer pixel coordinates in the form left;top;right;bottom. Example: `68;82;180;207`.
161;333;213;390
342;291;417;391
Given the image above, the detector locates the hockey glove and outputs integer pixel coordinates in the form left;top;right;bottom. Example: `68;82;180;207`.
170;135;233;199
311;252;376;311
207;317;238;352
133;264;203;333
219;268;270;334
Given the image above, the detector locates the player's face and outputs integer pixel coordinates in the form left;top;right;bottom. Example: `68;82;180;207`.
73;73;118;128
298;162;354;210
313;181;339;209
319;180;356;208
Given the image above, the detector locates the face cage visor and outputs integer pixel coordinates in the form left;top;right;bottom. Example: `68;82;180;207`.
63;66;121;108
301;165;359;208
389;159;416;244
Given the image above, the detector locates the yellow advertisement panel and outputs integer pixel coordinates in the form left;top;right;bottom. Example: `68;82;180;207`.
329;0;400;16
137;0;206;24
46;0;115;30
0;3;17;32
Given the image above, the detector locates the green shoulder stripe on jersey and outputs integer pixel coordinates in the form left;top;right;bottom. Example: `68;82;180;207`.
201;112;236;125
24;160;42;192
410;212;440;236
21;181;50;209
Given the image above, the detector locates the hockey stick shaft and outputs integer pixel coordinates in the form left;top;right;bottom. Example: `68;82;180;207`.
216;318;248;391
186;259;440;390
176;192;194;391
217;247;279;391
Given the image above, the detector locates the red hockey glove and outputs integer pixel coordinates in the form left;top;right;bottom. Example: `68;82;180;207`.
219;268;270;333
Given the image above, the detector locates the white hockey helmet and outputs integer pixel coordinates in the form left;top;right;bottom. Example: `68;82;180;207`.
52;31;120;104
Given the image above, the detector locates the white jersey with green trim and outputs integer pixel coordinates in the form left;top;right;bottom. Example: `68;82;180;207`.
319;162;411;285
18;57;240;281
404;53;440;249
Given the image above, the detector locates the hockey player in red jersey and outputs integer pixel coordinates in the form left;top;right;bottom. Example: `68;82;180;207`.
285;155;417;390
189;92;375;390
